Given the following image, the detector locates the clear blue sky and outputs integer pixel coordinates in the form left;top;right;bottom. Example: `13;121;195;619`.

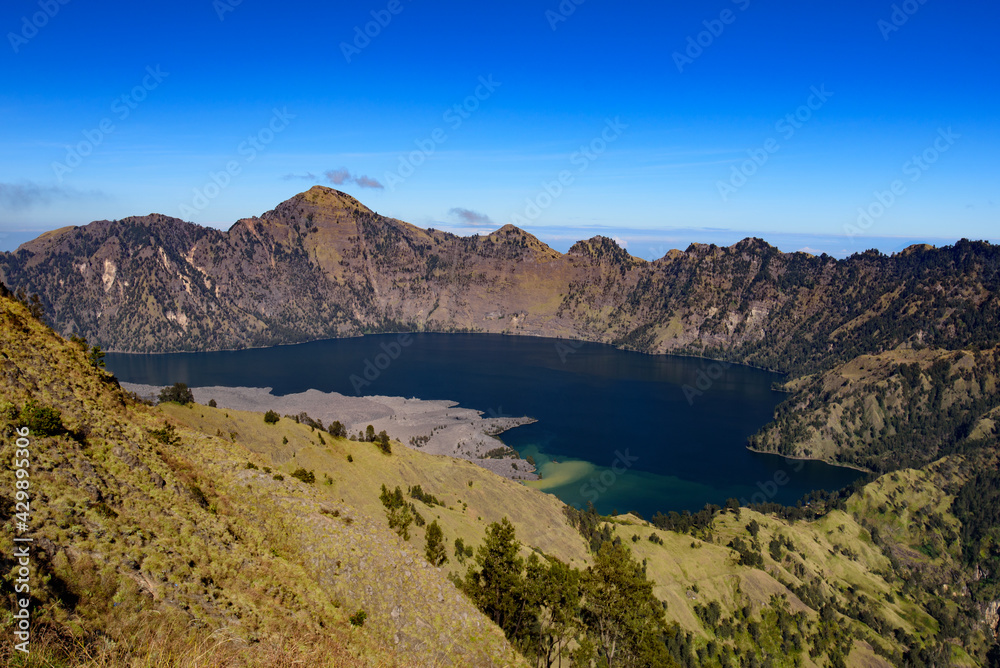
1;0;997;258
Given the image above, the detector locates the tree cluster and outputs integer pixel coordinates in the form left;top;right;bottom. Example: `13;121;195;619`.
458;518;669;667
158;382;194;405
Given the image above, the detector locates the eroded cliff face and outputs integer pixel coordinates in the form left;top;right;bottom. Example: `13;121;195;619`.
2;186;999;378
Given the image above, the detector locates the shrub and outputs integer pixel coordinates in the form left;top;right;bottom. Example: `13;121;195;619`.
273;474;284;481
188;485;209;508
291;412;323;430
379;485;413;540
484;446;514;459
347;454;353;462
348;610;367;627
769;537;784;561
149;423;180;446
263;410;280;424
158;382;194;405
88;345;106;369
17;401;65;436
409;484;443;506
208;399;217;408
246;462;258;470
94;502;118;519
291;468;315;484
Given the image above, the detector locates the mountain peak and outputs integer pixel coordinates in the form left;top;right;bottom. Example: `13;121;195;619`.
299;185;367;209
898;243;935;256
730;237;777;253
569;235;639;265
486;223;542;243
245;186;378;236
292;185;374;216
481;224;560;261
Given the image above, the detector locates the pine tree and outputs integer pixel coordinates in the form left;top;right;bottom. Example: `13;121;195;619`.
581;541;669;667
525;554;582;668
462;518;535;640
379;484;412;540
425;520;447;566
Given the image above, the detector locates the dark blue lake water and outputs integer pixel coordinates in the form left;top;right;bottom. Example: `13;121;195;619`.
106;333;862;518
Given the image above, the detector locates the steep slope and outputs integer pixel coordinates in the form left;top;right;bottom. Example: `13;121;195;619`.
0;286;523;667
160;401;999;666
0;187;589;352
154;401;591;576
749;346;1000;472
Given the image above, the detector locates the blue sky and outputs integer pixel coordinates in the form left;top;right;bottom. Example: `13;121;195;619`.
1;0;997;258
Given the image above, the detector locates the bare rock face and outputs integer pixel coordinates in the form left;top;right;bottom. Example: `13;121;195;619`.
984;599;1000;635
3;186;1000;379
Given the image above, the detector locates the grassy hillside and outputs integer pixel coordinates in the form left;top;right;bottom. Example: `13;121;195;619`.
156;401;591;576
749;346;1000;472
159;391;1000;665
0;287;522;667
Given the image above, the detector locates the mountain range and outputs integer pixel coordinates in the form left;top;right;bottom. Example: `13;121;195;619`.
2;279;999;666
2;185;999;474
2;189;1000;665
2;186;996;372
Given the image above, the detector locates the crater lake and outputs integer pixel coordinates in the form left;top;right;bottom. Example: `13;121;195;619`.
106;333;863;518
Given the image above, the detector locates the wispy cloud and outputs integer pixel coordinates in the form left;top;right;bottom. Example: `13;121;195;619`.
0;181;105;211
353;175;383;189
281;172;317;181
449;207;494;227
324;168;384;189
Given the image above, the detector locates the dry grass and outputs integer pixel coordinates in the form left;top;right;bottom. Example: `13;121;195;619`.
0;614;389;667
0;294;518;667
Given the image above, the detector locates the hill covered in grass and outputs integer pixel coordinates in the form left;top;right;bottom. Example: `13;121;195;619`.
0;284;522;667
3;283;999;666
749;346;1000;472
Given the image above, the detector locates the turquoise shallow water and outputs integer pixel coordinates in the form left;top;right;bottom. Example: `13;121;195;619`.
106;333;862;517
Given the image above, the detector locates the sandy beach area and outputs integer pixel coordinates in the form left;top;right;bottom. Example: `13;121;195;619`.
122;383;539;480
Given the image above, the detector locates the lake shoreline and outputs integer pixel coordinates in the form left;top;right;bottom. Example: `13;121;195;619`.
110;333;860;516
108;329;790;375
745;446;873;474
122;382;541;481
